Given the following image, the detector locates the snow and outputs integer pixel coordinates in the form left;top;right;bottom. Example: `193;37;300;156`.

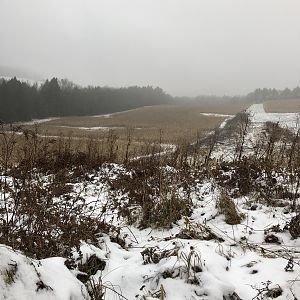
219;115;235;129
199;112;235;129
20;118;58;125
79;178;299;300
0;245;89;300
91;107;152;118
131;144;177;160
1;167;299;299
247;103;299;130
0;103;300;299
212;103;300;160
200;113;233;118
54;125;125;131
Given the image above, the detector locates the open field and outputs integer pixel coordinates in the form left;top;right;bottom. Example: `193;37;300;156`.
2;102;250;162
22;102;249;144
264;99;300;113
0;129;163;164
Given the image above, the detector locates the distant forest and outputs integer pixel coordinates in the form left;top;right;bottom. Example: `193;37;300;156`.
0;77;172;122
0;76;299;123
175;87;300;104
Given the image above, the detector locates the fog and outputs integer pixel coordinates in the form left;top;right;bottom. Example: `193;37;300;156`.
0;0;299;96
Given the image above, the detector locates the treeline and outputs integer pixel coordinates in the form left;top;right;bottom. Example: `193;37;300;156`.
245;87;300;103
175;87;300;104
0;77;172;122
1;76;299;123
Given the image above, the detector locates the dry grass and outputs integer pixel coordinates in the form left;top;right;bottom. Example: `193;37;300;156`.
218;193;242;225
3;102;249;162
264;99;300;113
2;131;159;164
22;103;248;144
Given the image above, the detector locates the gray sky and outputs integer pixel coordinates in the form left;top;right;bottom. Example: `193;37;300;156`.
0;0;299;96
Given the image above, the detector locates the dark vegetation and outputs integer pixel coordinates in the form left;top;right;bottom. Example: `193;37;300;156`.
0;77;172;122
0;76;300;123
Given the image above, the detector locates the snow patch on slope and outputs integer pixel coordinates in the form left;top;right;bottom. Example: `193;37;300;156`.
247;103;299;130
0;245;89;300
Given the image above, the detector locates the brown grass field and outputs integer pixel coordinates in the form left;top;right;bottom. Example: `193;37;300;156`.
2;102;249;162
264;99;300;113
22;102;249;144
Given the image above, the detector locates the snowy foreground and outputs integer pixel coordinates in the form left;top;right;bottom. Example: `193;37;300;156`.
0;104;299;300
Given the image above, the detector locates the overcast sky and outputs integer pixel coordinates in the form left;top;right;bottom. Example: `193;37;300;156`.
0;0;299;96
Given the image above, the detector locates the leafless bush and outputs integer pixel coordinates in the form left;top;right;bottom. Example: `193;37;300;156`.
176;217;224;241
218;192;242;225
111;155;193;228
233;112;250;161
287;214;300;239
250;281;282;300
0;172;106;258
0;127;115;259
87;277;128;300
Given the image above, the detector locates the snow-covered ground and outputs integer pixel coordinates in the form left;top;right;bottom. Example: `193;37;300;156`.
91;106;152;118
20;118;59;125
247;104;299;131
0;245;89;300
212;103;300;161
200;113;233;118
199;112;235;130
54;125;125;131
0;103;299;300
219;115;235;129
93;183;299;300
1;168;299;300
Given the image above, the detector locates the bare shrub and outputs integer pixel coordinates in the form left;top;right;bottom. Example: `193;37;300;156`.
287;214;300;239
87;277;128;300
149;191;192;228
112;155;193;228
218;193;242;225
176;218;224;241
233;112;250;161
0;127;114;259
141;246;178;265
0;174;106;258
